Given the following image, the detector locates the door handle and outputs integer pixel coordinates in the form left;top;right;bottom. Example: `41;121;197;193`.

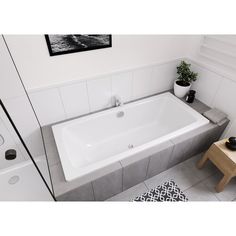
5;149;17;160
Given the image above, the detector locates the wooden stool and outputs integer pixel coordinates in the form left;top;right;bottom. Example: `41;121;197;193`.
197;139;236;192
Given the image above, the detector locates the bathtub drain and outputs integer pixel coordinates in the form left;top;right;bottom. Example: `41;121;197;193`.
128;144;134;149
8;175;20;185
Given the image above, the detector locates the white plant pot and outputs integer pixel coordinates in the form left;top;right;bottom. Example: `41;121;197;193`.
174;80;191;98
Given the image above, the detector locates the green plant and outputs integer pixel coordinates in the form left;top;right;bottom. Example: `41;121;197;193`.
176;61;198;86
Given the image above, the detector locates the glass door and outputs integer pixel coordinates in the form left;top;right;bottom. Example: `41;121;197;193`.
0;35;55;200
0;101;54;200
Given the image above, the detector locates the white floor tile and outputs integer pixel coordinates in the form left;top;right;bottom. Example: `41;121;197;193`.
184;182;219;201
107;154;235;202
184;153;217;181
202;173;236;201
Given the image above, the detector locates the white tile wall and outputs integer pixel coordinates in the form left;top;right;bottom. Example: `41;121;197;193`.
190;59;236;138
26;58;236;140
26;59;194;127
27;60;180;126
111;72;133;103
59;82;90;119
29;88;66;126
87;76;112;112
212;78;236;119
191;63;222;107
150;61;177;94
133;67;152;99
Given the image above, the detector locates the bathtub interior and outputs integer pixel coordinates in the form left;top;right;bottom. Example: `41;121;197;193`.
53;93;208;174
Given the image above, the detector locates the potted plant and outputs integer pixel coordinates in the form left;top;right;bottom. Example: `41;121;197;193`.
174;60;198;98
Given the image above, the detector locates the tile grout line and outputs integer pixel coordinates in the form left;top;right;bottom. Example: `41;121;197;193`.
182;172;221;201
91;181;96;201
57;87;68;119
183;176;210;193
131;71;134;100
143;180;150;191
182;160;217;192
166;144;175;168
85;80;92;113
210;77;224;107
144;156;151;180
119;161;124;192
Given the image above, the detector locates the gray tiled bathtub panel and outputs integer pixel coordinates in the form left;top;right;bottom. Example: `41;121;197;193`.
122;157;150;191
92;168;123;201
120;141;174;191
146;141;174;179
57;182;94;201
167;120;229;169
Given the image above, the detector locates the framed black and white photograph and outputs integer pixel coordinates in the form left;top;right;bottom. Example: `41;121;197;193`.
45;35;112;56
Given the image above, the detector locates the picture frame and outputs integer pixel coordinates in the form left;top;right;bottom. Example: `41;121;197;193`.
45;35;112;56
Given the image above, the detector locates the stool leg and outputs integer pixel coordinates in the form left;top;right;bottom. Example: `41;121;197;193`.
197;152;209;169
215;175;231;193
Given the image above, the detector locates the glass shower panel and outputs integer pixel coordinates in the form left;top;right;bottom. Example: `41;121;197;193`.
0;103;54;200
0;35;54;199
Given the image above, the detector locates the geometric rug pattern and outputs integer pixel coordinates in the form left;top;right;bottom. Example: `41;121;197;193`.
133;180;188;202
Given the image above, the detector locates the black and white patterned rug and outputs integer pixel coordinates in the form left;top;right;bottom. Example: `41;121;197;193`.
133;180;188;202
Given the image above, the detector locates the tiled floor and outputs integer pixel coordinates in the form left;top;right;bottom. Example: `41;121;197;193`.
107;153;236;201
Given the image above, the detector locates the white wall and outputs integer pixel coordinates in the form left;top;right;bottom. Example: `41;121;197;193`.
188;35;236;138
4;35;201;91
27;59;181;126
189;58;236;138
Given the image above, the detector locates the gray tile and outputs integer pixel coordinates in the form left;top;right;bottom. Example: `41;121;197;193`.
42;126;60;166
168;123;225;169
50;162;82;196
122;157;149;191
178;97;210;114
184;182;219;201
92;168;123;201
217;119;229;134
194;126;221;153
190;99;210;114
194;121;228;154
146;144;174;179
50;161;122;197
57;182;94;201
120;140;174;191
168;137;194;168
107;183;148;201
202;173;236;201
145;161;201;191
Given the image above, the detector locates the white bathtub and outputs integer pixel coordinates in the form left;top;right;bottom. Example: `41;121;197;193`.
52;92;209;181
